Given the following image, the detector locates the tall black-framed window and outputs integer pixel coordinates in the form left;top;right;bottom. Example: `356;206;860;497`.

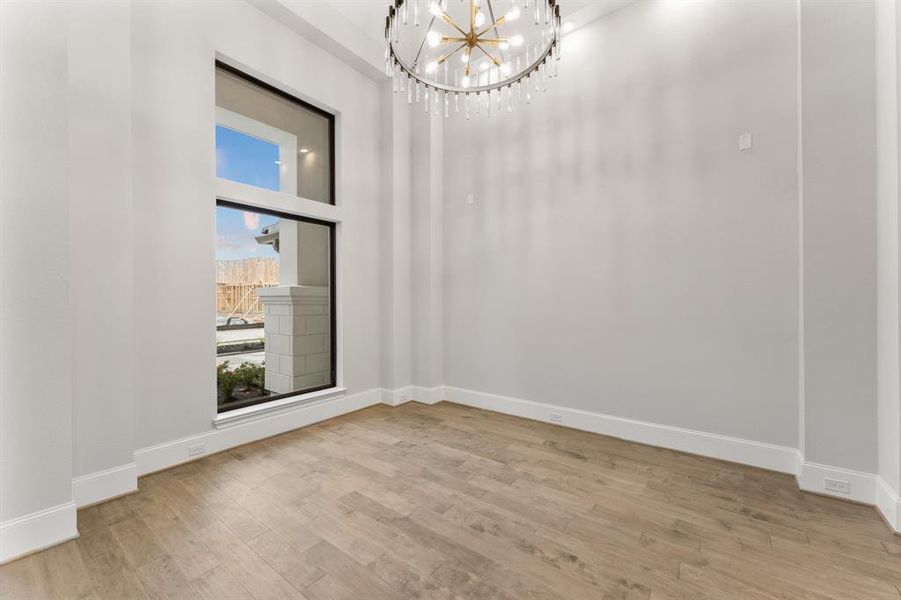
214;61;337;414
215;200;337;413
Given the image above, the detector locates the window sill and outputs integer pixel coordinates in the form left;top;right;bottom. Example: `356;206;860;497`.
213;386;347;429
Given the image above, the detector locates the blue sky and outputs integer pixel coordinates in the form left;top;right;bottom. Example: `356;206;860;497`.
216;125;280;262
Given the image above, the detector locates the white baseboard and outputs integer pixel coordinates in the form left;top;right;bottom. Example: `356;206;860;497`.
0;502;78;564
381;386;444;407
411;385;443;405
72;462;138;508
443;386;799;474
876;476;901;533
135;387;382;476
796;459;877;505
381;386;413;407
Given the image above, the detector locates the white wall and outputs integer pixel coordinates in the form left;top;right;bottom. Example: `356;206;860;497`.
443;0;801;447
411;112;444;391
69;0;136;487
131;0;383;451
380;89;413;395
799;0;877;475
876;0;901;499
0;0;77;560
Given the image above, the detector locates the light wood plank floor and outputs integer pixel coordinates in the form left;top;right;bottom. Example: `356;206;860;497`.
2;401;900;600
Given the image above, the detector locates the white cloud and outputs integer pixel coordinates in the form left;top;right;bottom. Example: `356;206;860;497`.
243;211;260;230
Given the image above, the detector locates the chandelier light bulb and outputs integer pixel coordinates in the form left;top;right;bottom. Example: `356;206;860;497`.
429;2;443;18
474;11;487;28
461;74;471;88
427;31;442;47
425;61;439;73
461;51;470;64
479;61;490;72
509;34;524;47
506;7;521;21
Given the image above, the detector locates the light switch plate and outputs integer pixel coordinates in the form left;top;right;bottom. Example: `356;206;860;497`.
739;133;753;151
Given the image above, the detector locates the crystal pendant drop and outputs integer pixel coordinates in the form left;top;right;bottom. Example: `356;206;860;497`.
455;92;460;113
507;86;513;112
465;94;471;120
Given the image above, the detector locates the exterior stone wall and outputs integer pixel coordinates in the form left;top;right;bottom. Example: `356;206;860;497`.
257;286;331;395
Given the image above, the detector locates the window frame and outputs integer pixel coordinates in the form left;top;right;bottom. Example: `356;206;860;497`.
215;60;336;206
215;199;338;414
216;109;298;195
213;61;340;417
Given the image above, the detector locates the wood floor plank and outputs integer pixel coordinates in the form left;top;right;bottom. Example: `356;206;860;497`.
190;565;254;600
32;540;94;600
3;401;900;599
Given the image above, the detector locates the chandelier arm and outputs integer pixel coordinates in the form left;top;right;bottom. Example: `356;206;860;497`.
482;0;501;37
412;15;438;68
475;44;502;66
438;43;468;64
483;0;508;65
442;15;469;37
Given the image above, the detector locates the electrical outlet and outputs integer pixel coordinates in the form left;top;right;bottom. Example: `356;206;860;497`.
549;413;563;424
824;478;850;494
188;444;205;457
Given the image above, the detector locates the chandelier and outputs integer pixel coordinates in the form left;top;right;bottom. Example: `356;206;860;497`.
385;0;562;117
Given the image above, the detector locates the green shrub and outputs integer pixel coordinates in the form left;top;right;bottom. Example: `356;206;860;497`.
234;361;265;390
217;361;265;405
217;361;239;404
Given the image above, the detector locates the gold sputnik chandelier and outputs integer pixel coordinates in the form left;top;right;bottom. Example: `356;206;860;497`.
385;0;562;118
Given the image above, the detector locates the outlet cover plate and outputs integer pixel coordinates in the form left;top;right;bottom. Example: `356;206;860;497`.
824;478;850;494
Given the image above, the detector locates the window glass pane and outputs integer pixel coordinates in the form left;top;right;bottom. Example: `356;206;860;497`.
216;204;334;412
216;125;281;192
215;66;333;204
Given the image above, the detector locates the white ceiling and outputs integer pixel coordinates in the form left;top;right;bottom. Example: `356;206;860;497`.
252;0;632;80
322;1;631;44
